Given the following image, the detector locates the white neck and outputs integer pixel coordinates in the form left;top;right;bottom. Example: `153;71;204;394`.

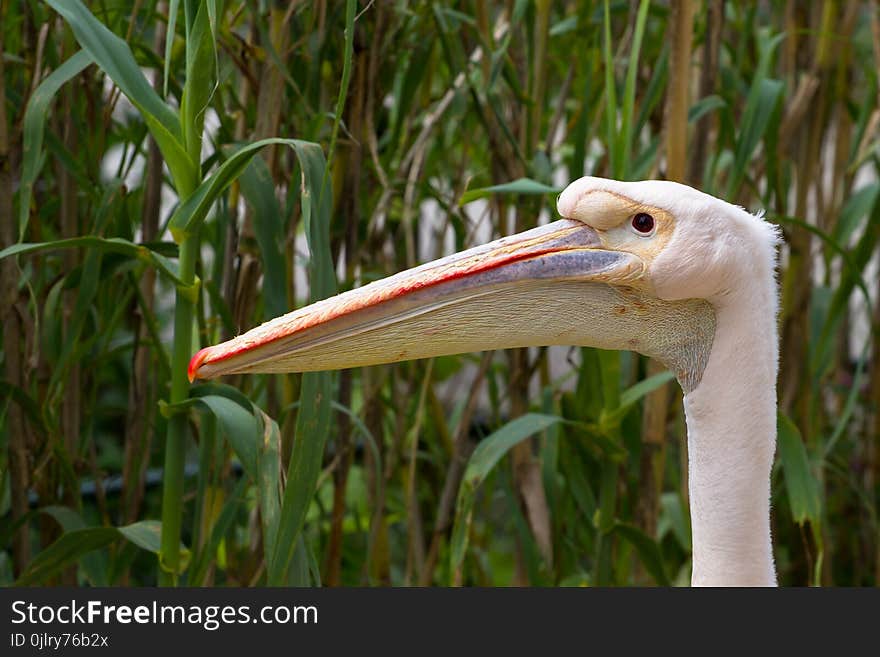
682;281;778;586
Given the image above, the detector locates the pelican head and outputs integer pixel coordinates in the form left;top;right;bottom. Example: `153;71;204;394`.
188;176;776;393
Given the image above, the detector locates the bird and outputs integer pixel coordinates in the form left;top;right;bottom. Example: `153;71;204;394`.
189;176;782;587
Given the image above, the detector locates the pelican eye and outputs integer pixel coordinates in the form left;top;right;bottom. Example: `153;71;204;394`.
631;212;655;235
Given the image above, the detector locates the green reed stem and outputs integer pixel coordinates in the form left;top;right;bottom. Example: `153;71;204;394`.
159;231;199;585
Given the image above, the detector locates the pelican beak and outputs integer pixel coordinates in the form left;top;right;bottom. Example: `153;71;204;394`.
189;218;697;382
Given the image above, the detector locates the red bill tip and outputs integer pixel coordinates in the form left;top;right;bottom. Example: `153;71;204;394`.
188;347;212;383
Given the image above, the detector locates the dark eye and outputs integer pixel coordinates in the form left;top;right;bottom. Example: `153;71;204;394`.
631;212;655;234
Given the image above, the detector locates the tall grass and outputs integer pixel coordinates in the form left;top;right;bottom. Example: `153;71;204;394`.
1;1;878;587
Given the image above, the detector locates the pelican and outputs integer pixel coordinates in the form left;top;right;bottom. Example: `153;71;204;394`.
189;177;781;587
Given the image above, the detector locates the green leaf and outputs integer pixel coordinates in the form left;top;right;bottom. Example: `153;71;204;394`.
48;183;126;393
168;138;325;242
558;572;592;586
11;515;197;586
45;0;195;193
18;49;92;241
119;520;191;574
0;237;187;289
329;402;383;506
40;507;107;586
180;0;218;163
808;285;834;380
633;47;668;146
549;14;578;37
255;408;283;565
777;413;821;527
613;523;671;586
603;369;676;425
0;510;36;556
268;370;333;584
595;461;618;534
117;520;164;553
688;94;727;124
267;142;337;585
658;492;691;552
731;78;783;185
0;382;47;437
188;477;248;586
464;414;564;487
726;32;786;197
287;536;313;586
168;395;260;481
40;506;87;532
45;0;179;134
296;141;337;300
14;528;118;586
450;413;565;573
389;38;435;149
459;177;562;205
832;182;879;251
163;0;181;97
563;444;598;522
602;0;619;177
325;0;357;175
238;154;288;319
597;347;621;411
619;0;650;177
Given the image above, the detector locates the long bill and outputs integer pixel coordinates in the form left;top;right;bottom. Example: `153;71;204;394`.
188;219;713;392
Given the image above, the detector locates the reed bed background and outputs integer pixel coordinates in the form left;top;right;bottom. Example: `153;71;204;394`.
1;0;878;586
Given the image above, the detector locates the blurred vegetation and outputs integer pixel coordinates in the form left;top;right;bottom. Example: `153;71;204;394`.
1;0;878;586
